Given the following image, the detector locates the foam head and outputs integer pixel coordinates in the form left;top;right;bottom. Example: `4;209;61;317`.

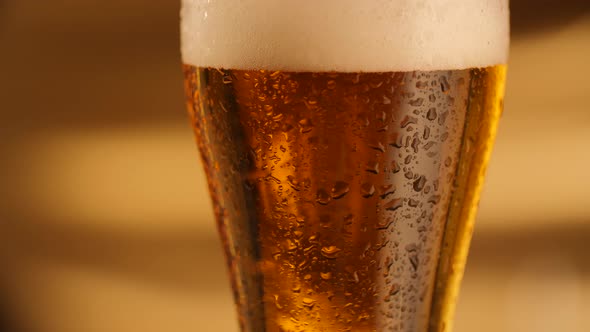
181;0;509;72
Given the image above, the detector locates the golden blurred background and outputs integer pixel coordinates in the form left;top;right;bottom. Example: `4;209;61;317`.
1;1;589;331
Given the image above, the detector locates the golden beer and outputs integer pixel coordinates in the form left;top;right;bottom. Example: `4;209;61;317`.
181;1;508;331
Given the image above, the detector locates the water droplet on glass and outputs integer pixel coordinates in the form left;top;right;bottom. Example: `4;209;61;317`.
298;118;313;133
409;254;419;271
344;214;354;225
416;81;428;89
438;111;449;125
287;176;301;191
365;161;380;174
327;80;336;90
391;160;401;174
409;98;424;107
302;297;316;308
426;108;437;121
303;98;318;111
361;183;376;198
401;116;418;129
428;195;441;204
314;189;331;206
424;141;436;151
411;137;421;153
384;198;403;211
444;157;452;167
283;239;298;252
404;155;413;165
423;126;430;140
379;185;396;199
413;176;426;192
331;181;350;199
375;110;387;123
440;76;450;93
376;218;394;230
321;246;341;259
369;141;385;153
274;295;283;309
320;272;332;280
389;284;401;296
405;243;418;252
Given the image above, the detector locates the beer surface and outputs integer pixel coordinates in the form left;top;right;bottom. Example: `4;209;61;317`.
184;66;506;331
181;0;509;72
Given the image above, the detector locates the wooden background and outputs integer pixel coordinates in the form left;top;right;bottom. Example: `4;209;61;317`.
1;1;589;331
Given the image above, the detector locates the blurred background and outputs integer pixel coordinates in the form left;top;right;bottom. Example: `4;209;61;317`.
0;1;589;331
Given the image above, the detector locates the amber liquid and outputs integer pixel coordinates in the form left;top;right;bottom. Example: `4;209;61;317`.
183;65;506;332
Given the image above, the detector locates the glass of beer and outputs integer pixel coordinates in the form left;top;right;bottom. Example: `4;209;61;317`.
181;1;508;331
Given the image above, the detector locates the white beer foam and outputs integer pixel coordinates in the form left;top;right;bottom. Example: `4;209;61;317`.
181;0;509;72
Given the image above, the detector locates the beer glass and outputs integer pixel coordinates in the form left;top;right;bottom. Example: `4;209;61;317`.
181;1;509;331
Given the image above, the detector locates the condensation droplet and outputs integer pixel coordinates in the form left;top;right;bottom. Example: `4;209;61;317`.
423;126;431;140
283;239;298;252
369;141;385;153
376;218;394;230
327;80;336;90
389;284;401;296
409;98;424;107
331;181;350;199
401;116;418;129
302;297;316;308
405;243;418;252
409;254;419;271
390;133;404;149
438;111;449;125
365;161;380;174
411;137;421;153
344;214;354;225
320;272;332;280
384;198;403;211
298;118;313;133
287;175;301;191
440;76;451;93
424;141;436;151
404;155;413;165
428;195;441;204
413;176;426;192
316;189;331;205
426;108;437;121
379;185;396;199
444;157;452;167
321;246;341;259
361;183;376;198
391;160;401;174
274;294;283;310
